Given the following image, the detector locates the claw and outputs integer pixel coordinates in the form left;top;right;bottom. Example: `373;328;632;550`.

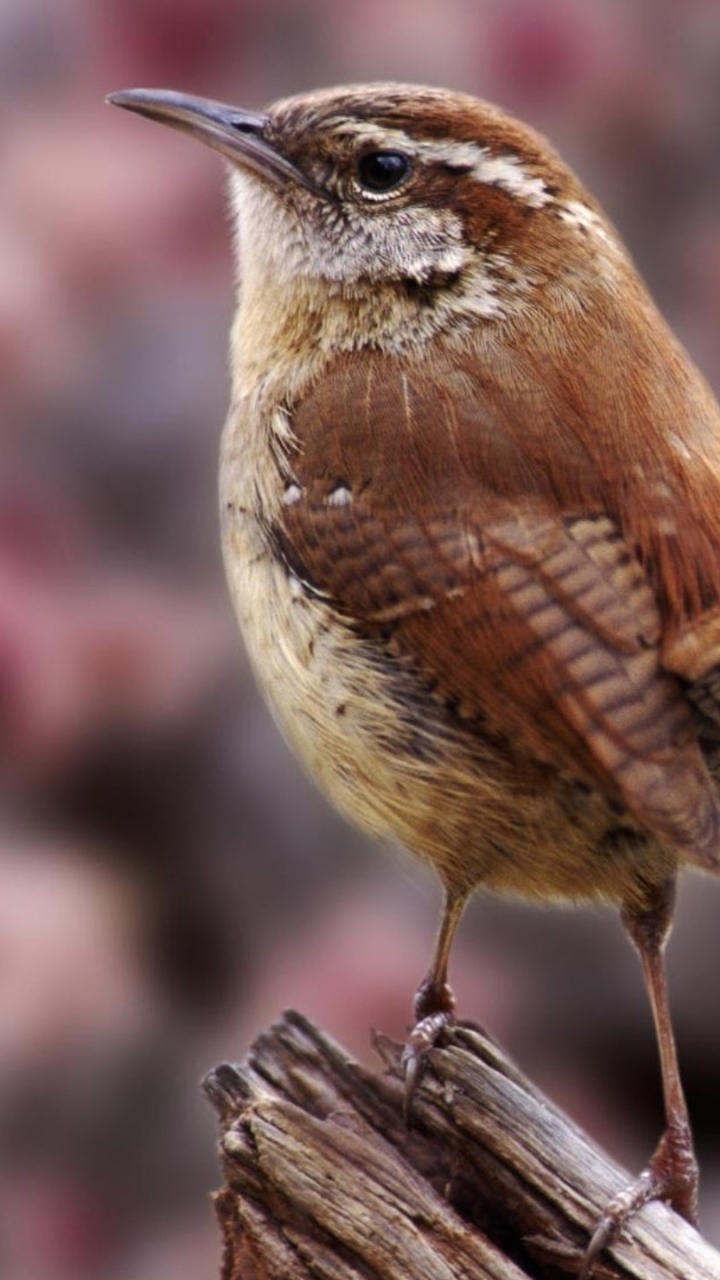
580;1170;655;1279
580;1123;699;1277
400;1008;454;1120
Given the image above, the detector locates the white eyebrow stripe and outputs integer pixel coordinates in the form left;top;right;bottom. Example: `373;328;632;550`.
402;136;552;208
468;151;551;206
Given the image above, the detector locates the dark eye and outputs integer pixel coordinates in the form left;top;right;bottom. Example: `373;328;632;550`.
355;150;412;194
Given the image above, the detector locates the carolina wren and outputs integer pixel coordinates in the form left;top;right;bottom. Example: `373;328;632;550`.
109;82;720;1270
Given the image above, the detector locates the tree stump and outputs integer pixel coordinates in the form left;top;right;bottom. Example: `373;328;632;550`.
203;1011;720;1279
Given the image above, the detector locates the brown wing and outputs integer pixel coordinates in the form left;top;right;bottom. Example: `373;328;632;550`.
275;350;720;867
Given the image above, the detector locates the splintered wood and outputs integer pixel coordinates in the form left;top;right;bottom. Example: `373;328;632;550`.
203;1012;720;1279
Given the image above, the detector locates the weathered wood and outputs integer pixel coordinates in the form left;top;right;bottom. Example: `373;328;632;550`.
203;1011;720;1279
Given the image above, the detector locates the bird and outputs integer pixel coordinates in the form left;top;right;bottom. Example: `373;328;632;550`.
108;81;720;1272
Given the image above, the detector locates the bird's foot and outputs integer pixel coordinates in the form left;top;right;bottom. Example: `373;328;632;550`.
580;1121;699;1278
400;977;456;1119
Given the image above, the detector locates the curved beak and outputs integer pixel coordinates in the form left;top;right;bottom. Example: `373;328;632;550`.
106;88;324;197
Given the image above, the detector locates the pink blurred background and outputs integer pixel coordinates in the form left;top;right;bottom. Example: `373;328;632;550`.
3;0;720;1275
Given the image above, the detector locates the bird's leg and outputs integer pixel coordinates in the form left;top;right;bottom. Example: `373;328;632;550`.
401;888;468;1114
582;875;698;1278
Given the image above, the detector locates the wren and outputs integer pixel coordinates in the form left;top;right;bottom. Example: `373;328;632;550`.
108;83;720;1273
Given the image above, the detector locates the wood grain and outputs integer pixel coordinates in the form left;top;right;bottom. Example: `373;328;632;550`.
204;1011;720;1279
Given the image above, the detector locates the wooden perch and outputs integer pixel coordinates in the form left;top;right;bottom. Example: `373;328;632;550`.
203;1011;720;1279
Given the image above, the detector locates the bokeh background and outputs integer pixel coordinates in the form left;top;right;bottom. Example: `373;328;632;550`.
3;0;720;1275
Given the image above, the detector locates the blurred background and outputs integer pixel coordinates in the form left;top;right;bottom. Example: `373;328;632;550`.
2;0;720;1275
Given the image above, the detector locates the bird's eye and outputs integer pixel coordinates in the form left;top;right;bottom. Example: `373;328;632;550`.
355;150;412;194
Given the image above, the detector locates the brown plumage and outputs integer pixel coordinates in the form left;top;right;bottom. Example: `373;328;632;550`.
276;347;720;882
109;82;720;1271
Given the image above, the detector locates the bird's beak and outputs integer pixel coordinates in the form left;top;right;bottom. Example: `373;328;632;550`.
106;88;322;196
